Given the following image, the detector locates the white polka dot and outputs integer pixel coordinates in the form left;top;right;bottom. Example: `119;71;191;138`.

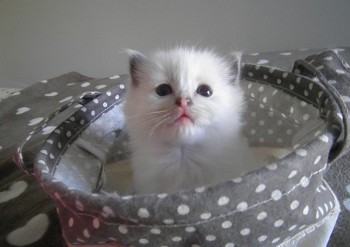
195;186;205;193
232;177;242;183
28;117;44;126
96;85;106;90
259;120;265;126
103;102;108;107
272;237;281;244
138;208;150;218
59;96;73;103
200;213;211;220
68;217;74;227
257;211;267;221
101;206;115;218
282;72;288;78
218;196;230;206
118;225;128;234
206;235;216;241
250;129;256;135
91;110;95;116
303;113;310;121
274;219;284;227
163;219;174;224
177;204;190;215
6;213;50;246
81;82;90;87
248;72;254;77
119;84;125;89
286;129;292;135
83;229;90;238
222;220;232;229
139;238;149;244
336;69;346;74
290;84;295;90
271;190;282;201
268;129;274;135
289;225;297;231
185;226;196;233
266;163;277;170
318;135;329;143
290;200;300;210
0;180;28;203
157;193;168;198
277;78;282;84
240;228;250;236
303;205;309;215
66;131;72;138
150;228;161;234
172;236;182;242
296;149;307;157
109;75;120;79
300;176;310;187
255;184;266;193
257;59;269;65
280;52;292;56
115;94;120;100
258;235;268;242
314;155;321;165
16;107;30;115
237;202;248;212
44;92;58;97
75;200;84;211
288;170;297;179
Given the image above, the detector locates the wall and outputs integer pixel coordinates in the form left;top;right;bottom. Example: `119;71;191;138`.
1;0;350;88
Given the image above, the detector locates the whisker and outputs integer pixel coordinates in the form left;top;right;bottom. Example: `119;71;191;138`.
148;116;171;138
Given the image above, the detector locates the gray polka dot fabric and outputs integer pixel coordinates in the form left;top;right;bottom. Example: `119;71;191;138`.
1;48;349;246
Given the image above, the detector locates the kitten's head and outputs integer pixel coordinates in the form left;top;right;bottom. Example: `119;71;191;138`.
124;47;244;145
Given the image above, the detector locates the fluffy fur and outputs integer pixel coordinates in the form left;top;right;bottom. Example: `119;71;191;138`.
123;47;257;194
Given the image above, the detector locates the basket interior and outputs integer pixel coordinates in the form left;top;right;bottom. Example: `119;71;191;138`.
52;79;327;195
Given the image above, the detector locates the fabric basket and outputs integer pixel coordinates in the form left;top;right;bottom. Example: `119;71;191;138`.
15;50;350;247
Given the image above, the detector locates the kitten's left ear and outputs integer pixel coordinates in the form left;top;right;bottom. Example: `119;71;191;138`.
127;49;148;87
230;51;243;83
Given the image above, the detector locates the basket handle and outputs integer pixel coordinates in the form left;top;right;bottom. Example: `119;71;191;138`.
293;49;350;161
14;91;102;176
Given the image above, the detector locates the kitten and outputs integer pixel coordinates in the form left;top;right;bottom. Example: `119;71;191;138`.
123;47;257;194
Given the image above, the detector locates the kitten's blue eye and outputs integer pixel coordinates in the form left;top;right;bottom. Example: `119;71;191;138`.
196;84;213;97
155;84;173;96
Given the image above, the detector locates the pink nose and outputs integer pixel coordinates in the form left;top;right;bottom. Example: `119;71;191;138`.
175;97;193;107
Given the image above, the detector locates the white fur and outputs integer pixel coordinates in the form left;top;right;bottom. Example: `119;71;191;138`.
123;47;257;194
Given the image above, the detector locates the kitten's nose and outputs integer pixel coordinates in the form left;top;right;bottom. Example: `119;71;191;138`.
175;97;193;107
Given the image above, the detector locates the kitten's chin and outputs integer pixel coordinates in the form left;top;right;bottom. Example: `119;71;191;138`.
159;122;206;145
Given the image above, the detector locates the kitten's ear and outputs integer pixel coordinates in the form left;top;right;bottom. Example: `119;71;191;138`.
127;49;147;87
230;51;243;84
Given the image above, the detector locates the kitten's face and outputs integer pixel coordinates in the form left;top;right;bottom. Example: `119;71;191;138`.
124;48;243;145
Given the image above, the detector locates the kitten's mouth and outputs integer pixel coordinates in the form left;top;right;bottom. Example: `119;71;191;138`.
172;113;194;125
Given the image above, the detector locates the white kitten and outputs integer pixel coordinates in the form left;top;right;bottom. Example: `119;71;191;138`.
123;47;257;194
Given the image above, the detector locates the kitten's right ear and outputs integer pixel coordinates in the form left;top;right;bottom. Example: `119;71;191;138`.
127;49;147;87
230;51;243;84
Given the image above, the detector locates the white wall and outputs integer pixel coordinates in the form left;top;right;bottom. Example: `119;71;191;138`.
1;0;350;88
